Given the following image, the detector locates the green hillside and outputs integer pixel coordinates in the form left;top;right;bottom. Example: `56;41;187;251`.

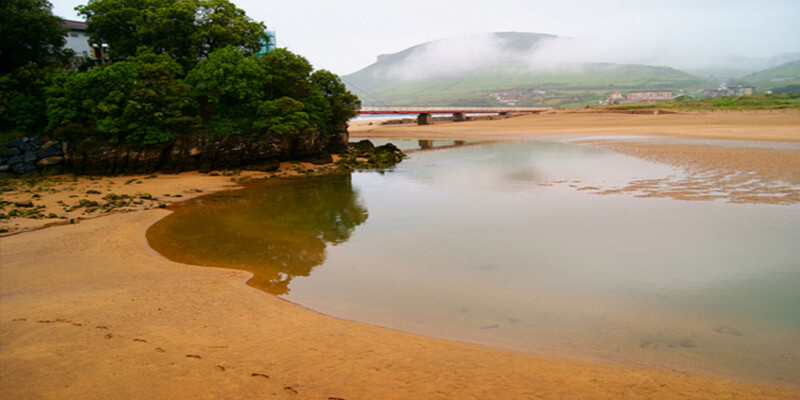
733;60;800;92
342;32;709;107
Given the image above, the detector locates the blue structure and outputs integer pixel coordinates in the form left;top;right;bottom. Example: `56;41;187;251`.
258;30;277;55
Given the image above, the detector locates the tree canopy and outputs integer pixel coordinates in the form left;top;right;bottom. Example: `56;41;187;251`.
0;0;69;139
77;0;267;70
2;0;361;149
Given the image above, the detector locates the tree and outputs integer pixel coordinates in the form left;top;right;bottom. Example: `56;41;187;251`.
0;0;68;139
0;0;67;75
46;50;193;146
77;0;267;71
310;70;360;133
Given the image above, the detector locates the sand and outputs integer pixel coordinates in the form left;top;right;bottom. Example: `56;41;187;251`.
2;110;800;399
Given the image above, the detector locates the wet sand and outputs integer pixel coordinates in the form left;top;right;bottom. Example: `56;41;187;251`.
2;110;800;399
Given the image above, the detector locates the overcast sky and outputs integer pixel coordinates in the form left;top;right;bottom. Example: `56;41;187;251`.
52;0;800;75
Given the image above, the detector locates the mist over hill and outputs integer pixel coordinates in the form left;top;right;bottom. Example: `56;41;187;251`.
342;32;798;107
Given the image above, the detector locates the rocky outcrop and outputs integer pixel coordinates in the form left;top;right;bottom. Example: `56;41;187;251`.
1;130;348;177
1;137;65;178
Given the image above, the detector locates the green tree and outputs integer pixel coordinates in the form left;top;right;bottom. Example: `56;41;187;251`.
77;0;267;71
0;0;67;75
46;50;193;146
310;70;360;133
0;0;68;140
184;46;264;137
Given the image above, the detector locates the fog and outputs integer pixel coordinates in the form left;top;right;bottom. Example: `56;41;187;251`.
52;0;800;76
385;32;744;82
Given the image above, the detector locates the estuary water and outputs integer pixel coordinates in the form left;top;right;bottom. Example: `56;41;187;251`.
148;140;800;387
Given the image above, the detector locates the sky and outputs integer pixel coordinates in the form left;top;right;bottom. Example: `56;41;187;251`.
52;0;800;75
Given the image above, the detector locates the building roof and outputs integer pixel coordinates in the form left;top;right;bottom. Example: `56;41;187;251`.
628;89;672;93
61;20;88;30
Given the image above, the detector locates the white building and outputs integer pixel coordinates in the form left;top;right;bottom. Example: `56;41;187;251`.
61;19;107;65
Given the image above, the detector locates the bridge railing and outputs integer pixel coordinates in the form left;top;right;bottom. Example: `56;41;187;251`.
358;107;550;114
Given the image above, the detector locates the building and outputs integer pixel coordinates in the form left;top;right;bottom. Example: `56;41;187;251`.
61;19;107;65
258;30;277;55
627;90;673;102
703;86;756;98
729;86;755;96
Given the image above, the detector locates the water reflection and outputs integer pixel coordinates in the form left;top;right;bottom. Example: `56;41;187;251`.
147;175;368;295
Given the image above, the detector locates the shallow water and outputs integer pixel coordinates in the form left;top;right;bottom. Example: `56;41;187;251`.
149;141;800;387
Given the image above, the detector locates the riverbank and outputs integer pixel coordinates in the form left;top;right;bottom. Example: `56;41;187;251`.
2;111;800;398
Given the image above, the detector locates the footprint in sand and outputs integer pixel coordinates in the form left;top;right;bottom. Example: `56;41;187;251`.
95;326;109;330
186;354;202;359
214;365;225;372
12;318;27;322
251;373;269;379
283;386;298;394
155;347;166;353
133;338;147;343
104;333;113;339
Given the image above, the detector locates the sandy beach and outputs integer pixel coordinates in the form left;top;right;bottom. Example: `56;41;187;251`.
2;110;800;399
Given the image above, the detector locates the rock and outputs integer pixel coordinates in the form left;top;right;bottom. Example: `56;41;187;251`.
30;136;44;146
2;148;21;157
23;150;38;162
7;137;28;148
353;139;375;154
36;156;64;167
303;153;333;165
6;155;23;165
0;164;9;172
19;141;38;152
37;143;63;158
12;162;37;174
39;140;61;151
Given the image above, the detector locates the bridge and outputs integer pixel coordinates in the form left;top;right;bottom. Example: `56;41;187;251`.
357;107;550;125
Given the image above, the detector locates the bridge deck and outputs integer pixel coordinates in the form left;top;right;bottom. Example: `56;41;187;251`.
358;107;549;114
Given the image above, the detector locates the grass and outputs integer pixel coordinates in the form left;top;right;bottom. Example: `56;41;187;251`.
603;94;800;111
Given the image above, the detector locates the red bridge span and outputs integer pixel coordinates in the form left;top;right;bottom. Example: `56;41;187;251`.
357;107;550;125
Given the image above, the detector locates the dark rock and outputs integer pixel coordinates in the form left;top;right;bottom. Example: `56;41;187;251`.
36;156;64;167
303;153;333;165
23;150;38;162
7;137;28;148
11;162;37;174
0;164;9;172
352;139;375;154
19;141;38;152
6;155;23;165
30;136;44;146
37;143;63;158
40;140;61;151
2;148;21;157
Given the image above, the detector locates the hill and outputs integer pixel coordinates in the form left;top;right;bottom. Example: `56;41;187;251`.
342;32;709;107
732;60;800;93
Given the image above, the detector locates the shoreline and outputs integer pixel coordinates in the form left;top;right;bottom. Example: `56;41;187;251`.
2;111;800;398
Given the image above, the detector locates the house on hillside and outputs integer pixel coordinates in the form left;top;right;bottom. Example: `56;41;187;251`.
703;85;756;98
627;90;673;102
61;19;108;66
730;85;755;96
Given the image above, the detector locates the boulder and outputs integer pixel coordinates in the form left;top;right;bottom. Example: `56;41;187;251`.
36;156;64;167
11;162;37;174
23;150;38;162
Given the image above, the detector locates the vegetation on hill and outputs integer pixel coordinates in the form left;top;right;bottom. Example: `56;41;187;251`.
731;60;800;93
604;93;800;111
342;32;708;107
1;0;359;150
